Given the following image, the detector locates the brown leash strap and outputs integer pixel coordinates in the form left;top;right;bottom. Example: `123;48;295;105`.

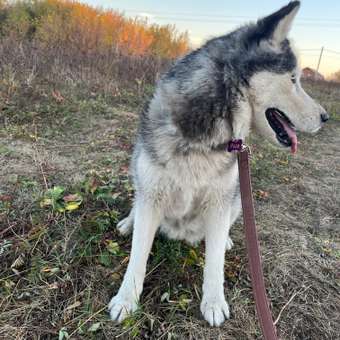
237;146;278;340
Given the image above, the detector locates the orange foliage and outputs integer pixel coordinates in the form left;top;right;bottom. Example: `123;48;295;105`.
0;0;189;58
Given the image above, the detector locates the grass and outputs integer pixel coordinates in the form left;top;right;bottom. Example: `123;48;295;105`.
0;80;339;339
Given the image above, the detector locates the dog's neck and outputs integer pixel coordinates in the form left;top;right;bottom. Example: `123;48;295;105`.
210;98;253;153
231;95;253;141
209;90;253;153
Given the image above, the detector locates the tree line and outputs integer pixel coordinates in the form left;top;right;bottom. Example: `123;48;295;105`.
0;0;189;58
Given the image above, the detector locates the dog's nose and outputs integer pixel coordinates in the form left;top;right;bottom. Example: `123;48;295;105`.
321;112;330;123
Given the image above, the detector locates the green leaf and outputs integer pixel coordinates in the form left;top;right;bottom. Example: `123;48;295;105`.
178;294;192;310
55;203;66;213
42;186;66;211
98;252;112;267
106;241;120;255
48;186;65;200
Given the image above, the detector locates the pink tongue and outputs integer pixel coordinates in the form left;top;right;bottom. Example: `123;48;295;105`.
276;115;298;154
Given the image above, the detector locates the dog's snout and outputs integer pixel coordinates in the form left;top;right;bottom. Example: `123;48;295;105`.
321;112;330;123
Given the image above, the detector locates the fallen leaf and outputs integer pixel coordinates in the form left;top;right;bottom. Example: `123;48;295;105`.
11;254;25;268
88;177;99;194
47;282;59;289
63;193;82;202
277;159;289;165
257;190;269;199
120;165;129;173
41;267;60;274
0;195;12;202
111;272;121;281
65;201;81;211
52;90;65;103
40;198;52;208
58;327;69;340
88;322;101;332
161;292;170;302
65;300;81;311
4;280;15;289
11;268;20;275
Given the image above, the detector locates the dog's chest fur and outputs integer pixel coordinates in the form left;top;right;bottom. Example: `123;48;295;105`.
134;149;239;244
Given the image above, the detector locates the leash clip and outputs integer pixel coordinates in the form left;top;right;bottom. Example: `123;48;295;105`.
241;143;251;156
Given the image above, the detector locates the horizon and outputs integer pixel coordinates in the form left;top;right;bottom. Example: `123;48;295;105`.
79;0;340;78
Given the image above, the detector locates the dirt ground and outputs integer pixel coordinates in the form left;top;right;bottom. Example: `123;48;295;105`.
0;82;339;339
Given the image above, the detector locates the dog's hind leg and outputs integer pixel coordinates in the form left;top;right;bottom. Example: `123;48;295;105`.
200;204;232;327
109;197;161;323
117;206;135;236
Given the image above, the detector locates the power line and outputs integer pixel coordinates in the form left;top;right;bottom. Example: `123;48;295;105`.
301;51;340;60
137;15;340;28
301;52;328;55
300;54;323;57
325;49;340;55
128;12;340;28
123;8;340;23
301;48;340;55
145;16;251;24
320;54;340;61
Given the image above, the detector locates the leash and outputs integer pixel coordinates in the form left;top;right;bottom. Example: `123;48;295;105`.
228;140;278;340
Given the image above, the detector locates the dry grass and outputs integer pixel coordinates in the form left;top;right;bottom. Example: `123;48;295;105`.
0;75;339;339
0;37;171;111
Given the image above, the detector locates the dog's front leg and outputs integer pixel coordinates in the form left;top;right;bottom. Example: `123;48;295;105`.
201;205;232;327
109;198;161;322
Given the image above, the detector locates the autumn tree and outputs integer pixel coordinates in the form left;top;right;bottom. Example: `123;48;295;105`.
0;0;190;58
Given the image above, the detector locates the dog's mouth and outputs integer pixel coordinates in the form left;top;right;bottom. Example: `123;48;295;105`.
265;108;298;154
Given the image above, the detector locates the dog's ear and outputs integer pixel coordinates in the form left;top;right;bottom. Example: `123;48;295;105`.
257;1;300;47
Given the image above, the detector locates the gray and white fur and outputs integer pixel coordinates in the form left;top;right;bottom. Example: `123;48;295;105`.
108;1;328;327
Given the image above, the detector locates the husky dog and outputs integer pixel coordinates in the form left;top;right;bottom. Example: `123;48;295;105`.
109;1;328;327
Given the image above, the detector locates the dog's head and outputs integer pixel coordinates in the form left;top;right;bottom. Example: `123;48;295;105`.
245;1;328;153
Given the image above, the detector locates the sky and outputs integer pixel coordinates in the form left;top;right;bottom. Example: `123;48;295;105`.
80;0;340;77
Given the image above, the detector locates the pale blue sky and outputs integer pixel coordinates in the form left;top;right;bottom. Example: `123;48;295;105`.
80;0;340;76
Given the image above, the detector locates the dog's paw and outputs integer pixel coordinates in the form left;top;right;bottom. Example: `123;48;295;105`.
116;217;133;236
108;293;138;323
200;296;230;327
226;237;234;250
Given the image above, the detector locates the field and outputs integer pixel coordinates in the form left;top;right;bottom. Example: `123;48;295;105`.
1;68;339;340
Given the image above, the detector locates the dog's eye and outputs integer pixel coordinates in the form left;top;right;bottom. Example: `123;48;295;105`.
291;75;297;84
